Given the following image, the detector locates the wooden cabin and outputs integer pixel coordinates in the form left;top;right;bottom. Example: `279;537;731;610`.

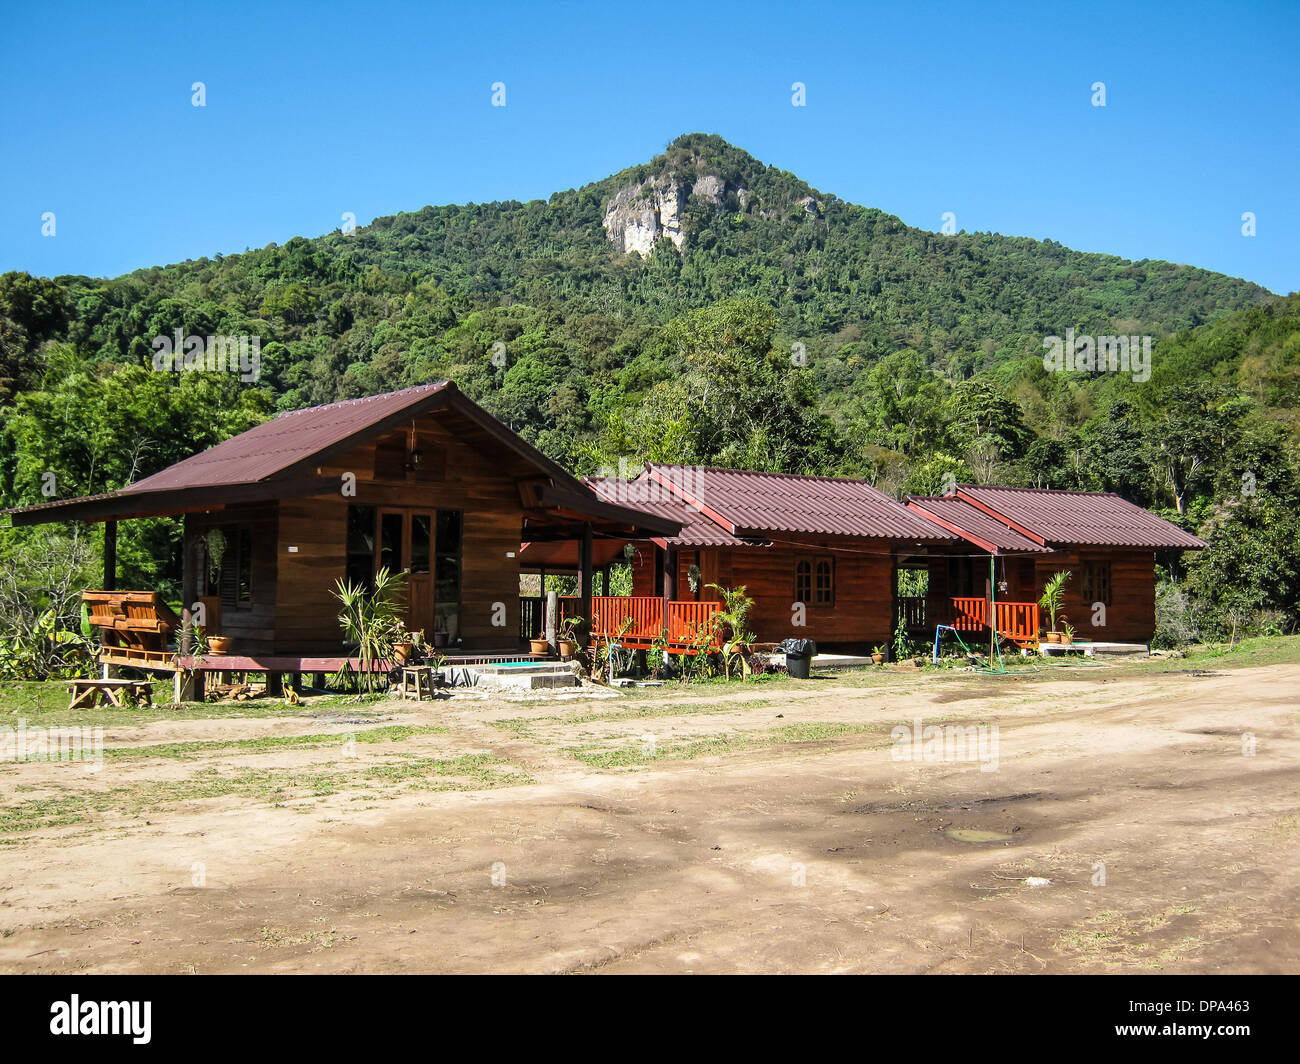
523;466;1204;653
537;464;960;650
904;486;1206;646
3;382;679;671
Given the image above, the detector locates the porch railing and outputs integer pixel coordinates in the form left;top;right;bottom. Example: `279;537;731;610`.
948;596;1040;645
896;595;927;630
592;596;720;648
519;595;581;638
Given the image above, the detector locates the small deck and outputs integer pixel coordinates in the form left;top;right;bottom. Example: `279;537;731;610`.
899;595;1041;648
521;595;721;652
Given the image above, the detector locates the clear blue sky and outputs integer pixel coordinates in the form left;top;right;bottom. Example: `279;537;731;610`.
2;0;1296;294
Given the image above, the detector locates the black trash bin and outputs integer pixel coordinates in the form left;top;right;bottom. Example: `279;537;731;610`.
779;638;817;679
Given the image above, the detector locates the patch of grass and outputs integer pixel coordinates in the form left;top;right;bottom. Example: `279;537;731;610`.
0;680;398;729
100;724;448;763
0;793;92;834
568;720;883;768
0;752;533;836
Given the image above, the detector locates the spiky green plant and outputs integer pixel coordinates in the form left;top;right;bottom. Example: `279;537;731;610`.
707;583;756;681
332;567;407;692
1038;570;1072;633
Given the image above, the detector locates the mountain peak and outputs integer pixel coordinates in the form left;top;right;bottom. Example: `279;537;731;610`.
599;133;818;257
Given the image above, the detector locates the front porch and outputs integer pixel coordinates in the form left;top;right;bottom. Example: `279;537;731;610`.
897;595;1041;648
520;594;722;653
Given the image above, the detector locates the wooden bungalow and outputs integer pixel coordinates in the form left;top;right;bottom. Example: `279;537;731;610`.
903;486;1206;646
523;467;1204;654
2;382;680;686
520;464;960;651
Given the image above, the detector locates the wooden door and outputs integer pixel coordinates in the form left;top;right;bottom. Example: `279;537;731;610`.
376;509;433;638
406;512;434;640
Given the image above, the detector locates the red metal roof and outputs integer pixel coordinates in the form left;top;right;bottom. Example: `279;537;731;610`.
585;476;759;548
125;382;452;492
955;485;1206;549
643;464;957;543
906;496;1049;553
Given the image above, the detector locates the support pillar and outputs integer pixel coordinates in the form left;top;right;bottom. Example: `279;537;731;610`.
545;591;558;654
103;520;117;591
579;522;593;639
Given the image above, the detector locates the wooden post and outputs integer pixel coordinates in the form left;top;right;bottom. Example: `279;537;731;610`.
988;553;996;661
266;672;284;697
103;520;117;591
545;591;558;653
600;566;609;597
180;519;195;658
579;523;593;639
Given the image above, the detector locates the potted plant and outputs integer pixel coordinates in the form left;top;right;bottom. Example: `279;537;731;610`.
557;616;583;659
1039;570;1071;643
871;644;886;665
529;633;550;656
1060;621;1075;646
208;634;234;655
392;629;417;665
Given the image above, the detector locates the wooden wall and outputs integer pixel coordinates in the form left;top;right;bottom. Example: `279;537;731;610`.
273;411;526;654
1034;549;1155;644
634;539;897;648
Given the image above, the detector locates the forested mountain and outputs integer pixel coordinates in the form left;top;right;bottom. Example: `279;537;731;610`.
1;133;1297;641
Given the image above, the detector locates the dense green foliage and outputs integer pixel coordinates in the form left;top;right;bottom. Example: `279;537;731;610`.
1;133;1297;642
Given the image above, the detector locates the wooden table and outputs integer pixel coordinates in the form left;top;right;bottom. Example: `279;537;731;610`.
67;678;153;710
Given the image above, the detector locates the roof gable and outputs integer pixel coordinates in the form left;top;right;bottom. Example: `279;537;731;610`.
125;382;454;493
950;485;1206;550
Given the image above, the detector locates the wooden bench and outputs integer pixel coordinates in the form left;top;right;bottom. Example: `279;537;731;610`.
67;678;153;710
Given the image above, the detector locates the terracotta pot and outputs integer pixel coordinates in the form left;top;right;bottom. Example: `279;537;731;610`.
529;638;550;655
393;642;414;664
208;636;234;655
872;653;885;665
558;639;577;659
1061;633;1073;645
1044;631;1062;644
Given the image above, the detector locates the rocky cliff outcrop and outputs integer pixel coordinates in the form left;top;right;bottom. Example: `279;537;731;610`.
602;171;746;256
602;178;687;257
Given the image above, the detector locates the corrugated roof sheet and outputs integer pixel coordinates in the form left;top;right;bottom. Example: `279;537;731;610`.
644;464;957;542
956;485;1206;549
124;382;451;493
906;496;1050;553
585;477;757;547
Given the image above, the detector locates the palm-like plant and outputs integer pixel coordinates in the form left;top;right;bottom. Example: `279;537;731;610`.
332;567;407;692
1038;570;1071;633
707;583;756;681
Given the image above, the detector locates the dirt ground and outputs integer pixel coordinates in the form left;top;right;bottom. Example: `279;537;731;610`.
2;657;1298;974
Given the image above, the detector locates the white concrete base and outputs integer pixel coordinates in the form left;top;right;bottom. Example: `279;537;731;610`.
1039;641;1150;658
